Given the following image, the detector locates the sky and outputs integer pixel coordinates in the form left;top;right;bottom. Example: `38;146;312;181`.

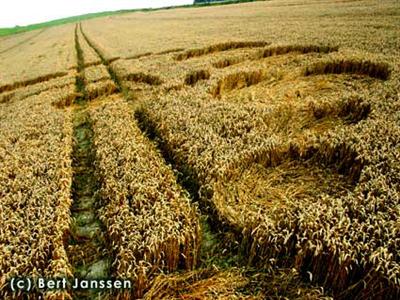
0;0;193;28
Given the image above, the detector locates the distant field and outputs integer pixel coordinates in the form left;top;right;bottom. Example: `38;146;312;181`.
0;0;259;37
0;0;399;299
0;11;123;37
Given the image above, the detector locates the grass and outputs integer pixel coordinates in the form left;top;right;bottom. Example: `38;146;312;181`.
0;12;116;37
0;0;262;37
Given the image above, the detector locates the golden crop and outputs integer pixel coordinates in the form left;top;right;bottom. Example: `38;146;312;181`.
0;90;74;299
0;29;46;55
89;96;200;298
84;65;111;83
0;24;76;89
132;41;399;297
86;80;117;100
0;0;399;299
145;268;334;300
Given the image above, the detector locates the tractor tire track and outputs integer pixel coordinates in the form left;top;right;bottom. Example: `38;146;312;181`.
66;23;111;300
79;22;243;273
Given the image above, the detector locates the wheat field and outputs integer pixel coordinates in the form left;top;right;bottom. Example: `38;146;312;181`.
0;0;399;299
